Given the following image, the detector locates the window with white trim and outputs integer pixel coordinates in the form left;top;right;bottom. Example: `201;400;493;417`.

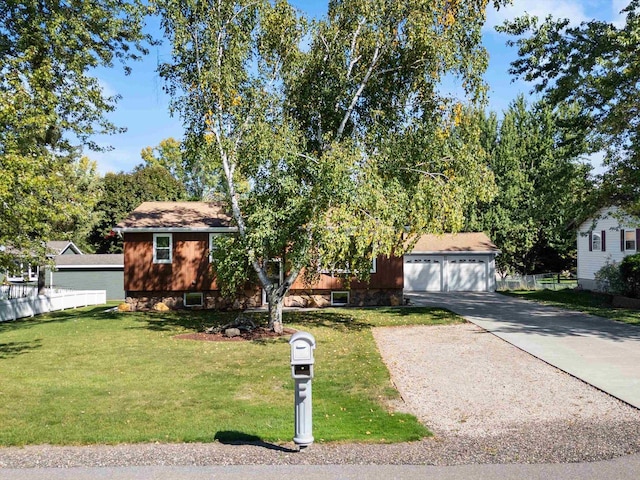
153;233;172;264
591;233;602;251
184;292;203;307
331;291;349;306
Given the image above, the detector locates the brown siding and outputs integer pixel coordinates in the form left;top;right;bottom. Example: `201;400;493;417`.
124;232;403;294
290;255;403;290
124;232;219;292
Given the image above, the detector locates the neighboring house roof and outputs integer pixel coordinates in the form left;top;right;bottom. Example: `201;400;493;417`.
54;254;124;269
408;232;500;254
1;241;82;257
46;241;83;256
115;202;236;233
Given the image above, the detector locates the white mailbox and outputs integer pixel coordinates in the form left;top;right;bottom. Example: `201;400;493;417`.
290;331;316;379
289;331;316;448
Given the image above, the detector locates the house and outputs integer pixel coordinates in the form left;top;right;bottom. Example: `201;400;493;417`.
114;202;404;309
1;241;83;283
46;254;125;300
404;233;499;292
577;206;640;290
115;202;498;310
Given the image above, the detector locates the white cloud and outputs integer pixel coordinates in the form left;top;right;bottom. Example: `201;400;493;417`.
485;0;590;32
97;78;118;99
611;0;629;27
88;147;140;175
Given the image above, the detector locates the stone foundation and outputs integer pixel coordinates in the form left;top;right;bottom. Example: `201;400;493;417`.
126;288;403;311
284;289;403;308
126;290;261;311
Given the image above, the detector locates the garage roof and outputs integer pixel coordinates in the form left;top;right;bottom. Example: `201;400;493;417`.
54;254;124;268
409;232;499;254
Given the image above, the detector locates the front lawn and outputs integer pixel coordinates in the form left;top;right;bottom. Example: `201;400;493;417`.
0;304;462;446
503;289;640;326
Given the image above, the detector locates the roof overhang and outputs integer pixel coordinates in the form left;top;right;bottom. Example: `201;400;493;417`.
407;250;500;255
55;265;124;270
114;227;238;234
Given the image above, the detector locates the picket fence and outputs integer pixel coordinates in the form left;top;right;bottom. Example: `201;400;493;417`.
0;288;106;322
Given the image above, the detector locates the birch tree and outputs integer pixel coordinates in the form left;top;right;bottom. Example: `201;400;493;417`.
155;0;505;332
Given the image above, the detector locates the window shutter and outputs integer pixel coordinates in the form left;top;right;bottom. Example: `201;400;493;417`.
637;229;640;252
589;232;593;252
621;230;626;251
601;230;606;252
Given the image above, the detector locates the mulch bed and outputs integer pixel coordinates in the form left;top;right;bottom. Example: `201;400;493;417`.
175;327;296;342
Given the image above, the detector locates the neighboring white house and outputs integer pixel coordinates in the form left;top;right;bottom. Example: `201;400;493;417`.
577;206;640;290
404;232;500;292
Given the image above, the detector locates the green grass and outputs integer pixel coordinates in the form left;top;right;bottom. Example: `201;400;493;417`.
0;304;463;446
503;289;640;326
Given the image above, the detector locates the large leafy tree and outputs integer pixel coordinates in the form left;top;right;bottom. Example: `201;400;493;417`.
0;0;151;268
89;165;188;253
498;1;640;214
466;97;593;276
141;137;220;200
155;0;505;332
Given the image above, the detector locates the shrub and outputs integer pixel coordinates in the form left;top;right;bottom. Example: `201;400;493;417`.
620;253;640;298
594;260;625;294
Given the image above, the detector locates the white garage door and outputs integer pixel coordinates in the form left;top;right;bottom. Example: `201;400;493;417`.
447;257;487;292
404;255;489;292
404;255;444;292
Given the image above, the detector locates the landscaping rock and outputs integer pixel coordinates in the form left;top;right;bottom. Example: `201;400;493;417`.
153;302;170;312
225;328;241;338
117;303;132;312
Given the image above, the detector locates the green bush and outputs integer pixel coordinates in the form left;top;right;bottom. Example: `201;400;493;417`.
620;253;640;298
594;260;625;294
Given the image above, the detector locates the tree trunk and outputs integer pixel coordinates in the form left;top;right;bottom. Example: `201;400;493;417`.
37;267;46;296
267;292;284;335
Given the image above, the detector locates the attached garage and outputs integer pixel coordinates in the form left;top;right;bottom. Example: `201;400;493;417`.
404;233;499;293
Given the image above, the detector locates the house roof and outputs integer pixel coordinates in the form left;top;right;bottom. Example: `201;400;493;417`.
115;202;235;232
408;232;499;254
46;241;82;255
54;254;124;268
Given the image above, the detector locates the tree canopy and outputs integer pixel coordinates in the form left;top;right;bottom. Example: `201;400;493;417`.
0;0;151;267
465;97;593;276
498;0;640;214
141;137;220;200
154;0;506;331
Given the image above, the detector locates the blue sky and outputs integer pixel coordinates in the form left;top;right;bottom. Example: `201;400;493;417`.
90;0;629;174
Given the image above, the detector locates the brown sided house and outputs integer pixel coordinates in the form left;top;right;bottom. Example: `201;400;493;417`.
115;202;404;310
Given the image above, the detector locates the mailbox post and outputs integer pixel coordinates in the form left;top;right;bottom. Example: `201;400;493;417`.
289;331;316;449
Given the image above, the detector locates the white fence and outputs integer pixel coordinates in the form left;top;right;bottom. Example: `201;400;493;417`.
496;274;577;291
0;288;106;322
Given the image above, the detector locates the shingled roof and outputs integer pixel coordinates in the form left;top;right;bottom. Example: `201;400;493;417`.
54;254;123;268
115;202;235;232
409;232;499;254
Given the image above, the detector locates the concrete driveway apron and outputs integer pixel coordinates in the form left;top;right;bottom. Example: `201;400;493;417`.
406;292;640;409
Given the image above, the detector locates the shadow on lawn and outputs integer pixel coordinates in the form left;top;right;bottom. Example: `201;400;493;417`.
288;310;374;332
214;431;298;453
0;339;43;359
130;310;269;333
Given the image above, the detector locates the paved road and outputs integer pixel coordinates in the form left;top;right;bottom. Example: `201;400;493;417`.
3;456;640;480
406;292;640;409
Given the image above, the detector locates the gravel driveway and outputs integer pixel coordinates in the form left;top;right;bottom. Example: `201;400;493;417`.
2;322;640;467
